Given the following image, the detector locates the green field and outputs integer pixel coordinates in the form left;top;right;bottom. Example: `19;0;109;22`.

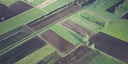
27;0;46;6
94;55;123;64
0;0;18;6
95;0;121;10
50;24;83;46
102;19;128;42
114;0;128;16
0;8;46;35
42;0;74;12
15;44;56;64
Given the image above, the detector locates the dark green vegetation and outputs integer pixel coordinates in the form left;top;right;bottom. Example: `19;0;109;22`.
0;0;128;64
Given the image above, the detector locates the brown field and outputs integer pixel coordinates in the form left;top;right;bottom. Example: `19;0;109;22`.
9;1;33;14
27;4;81;31
0;36;46;64
0;3;16;22
55;45;90;64
122;12;128;20
60;20;95;37
89;32;128;63
40;30;75;55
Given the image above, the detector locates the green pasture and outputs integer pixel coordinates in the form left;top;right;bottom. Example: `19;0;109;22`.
94;55;123;64
50;24;83;46
115;0;128;16
0;8;46;35
28;0;46;6
0;0;18;6
102;19;128;42
95;0;121;10
66;10;103;33
42;0;74;12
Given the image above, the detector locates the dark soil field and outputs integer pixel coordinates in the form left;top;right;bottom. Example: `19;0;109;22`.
0;25;33;51
89;32;128;63
27;4;82;31
40;30;75;55
55;45;90;64
122;12;128;20
60;20;95;37
37;51;62;64
75;50;101;64
0;3;16;22
106;0;124;13
0;36;46;64
9;1;33;14
81;0;96;7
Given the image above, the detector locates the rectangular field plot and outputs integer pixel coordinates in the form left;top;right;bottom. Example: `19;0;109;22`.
40;30;75;55
0;36;46;64
37;51;62;64
60;20;95;37
89;32;128;63
0;8;46;35
55;45;90;64
0;3;16;22
9;1;33;14
0;25;33;51
27;4;81;31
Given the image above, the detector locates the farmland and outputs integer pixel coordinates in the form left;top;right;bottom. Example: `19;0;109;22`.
89;32;128;63
0;0;128;64
0;25;33;51
40;30;75;55
0;8;46;35
9;1;33;14
0;36;46;64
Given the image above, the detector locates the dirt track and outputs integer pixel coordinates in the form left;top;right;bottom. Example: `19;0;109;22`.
89;32;128;63
40;30;75;55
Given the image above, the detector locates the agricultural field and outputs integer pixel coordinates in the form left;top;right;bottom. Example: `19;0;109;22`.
40;30;75;55
0;8;46;35
0;0;128;64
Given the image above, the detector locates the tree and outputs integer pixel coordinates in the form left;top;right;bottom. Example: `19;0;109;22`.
90;43;95;49
104;21;109;27
1;17;5;21
83;34;89;42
